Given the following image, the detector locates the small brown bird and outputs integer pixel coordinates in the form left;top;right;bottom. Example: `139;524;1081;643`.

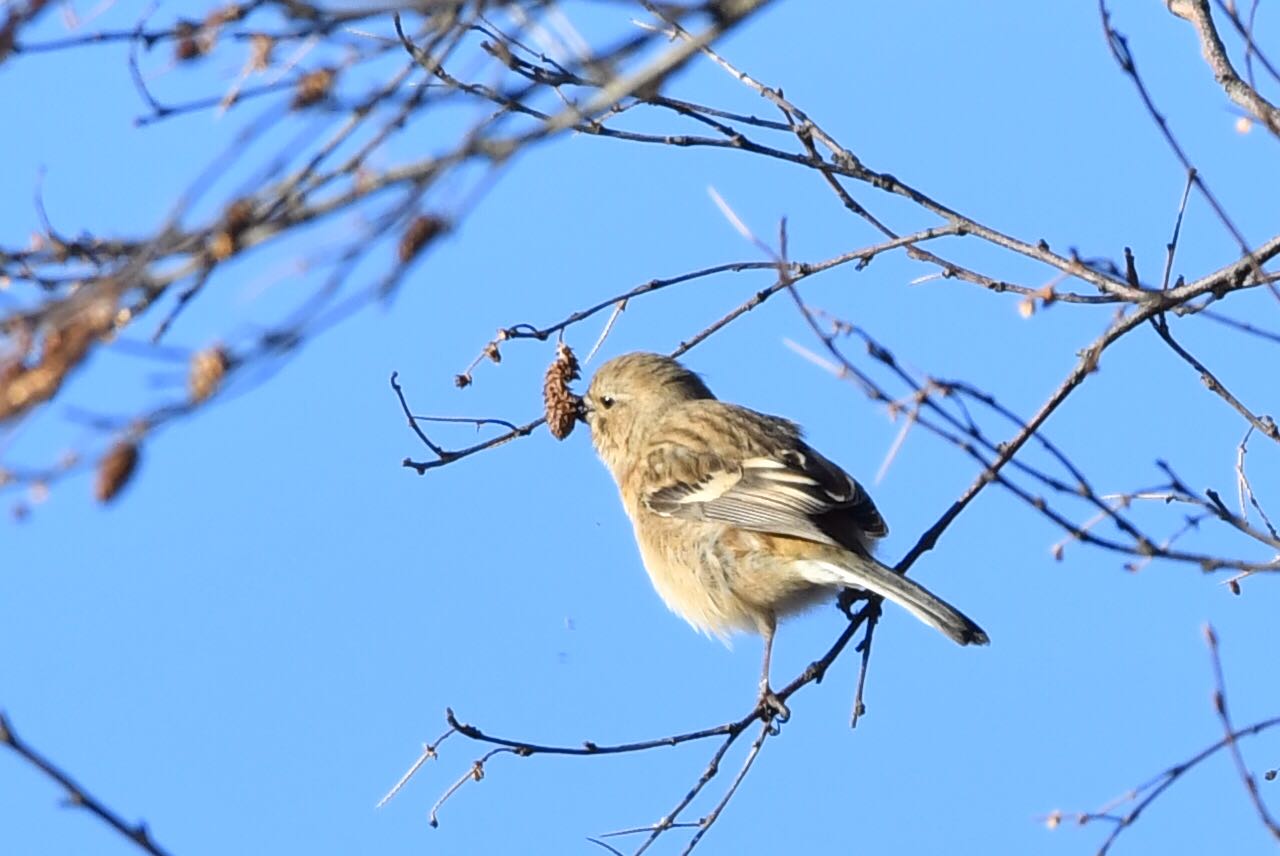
581;352;987;716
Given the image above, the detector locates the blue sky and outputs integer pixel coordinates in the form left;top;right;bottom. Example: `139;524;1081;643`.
3;2;1279;855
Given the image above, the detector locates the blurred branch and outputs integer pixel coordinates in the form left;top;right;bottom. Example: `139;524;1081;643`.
0;712;176;856
0;0;53;64
2;0;779;507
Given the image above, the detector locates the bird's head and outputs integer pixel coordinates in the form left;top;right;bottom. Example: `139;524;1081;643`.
582;352;715;474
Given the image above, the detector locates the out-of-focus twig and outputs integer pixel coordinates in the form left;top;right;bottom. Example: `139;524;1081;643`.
0;712;176;856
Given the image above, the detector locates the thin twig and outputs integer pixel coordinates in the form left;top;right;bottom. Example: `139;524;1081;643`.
1161;169;1197;291
1205;624;1280;840
0;712;176;856
377;727;457;808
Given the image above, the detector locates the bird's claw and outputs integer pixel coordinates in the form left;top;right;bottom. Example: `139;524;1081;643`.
757;686;790;723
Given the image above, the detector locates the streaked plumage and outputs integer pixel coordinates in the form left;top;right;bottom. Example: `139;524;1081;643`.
582;352;987;712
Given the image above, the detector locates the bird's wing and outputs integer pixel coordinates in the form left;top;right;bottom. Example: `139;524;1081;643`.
640;407;887;551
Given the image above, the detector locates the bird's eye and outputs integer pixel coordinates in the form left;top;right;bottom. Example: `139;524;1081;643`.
599;396;615;409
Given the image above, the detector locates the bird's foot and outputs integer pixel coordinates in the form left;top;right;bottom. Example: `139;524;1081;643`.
756;684;790;723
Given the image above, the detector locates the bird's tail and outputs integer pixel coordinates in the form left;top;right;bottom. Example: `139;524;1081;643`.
797;556;989;646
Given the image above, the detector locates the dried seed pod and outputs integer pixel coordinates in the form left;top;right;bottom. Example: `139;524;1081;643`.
208;198;255;261
208;4;245;26
96;440;140;504
209;231;236;261
2;303;115;422
292;68;336;109
189;345;230;402
543;342;582;440
171;19;206;61
398;214;447;263
249;33;274;71
224;198;254;236
487;39;515;68
175;37;205;61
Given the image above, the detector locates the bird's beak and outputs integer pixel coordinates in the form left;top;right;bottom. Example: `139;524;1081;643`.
576;398;593;425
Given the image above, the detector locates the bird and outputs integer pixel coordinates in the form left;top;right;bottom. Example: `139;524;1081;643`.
579;351;987;717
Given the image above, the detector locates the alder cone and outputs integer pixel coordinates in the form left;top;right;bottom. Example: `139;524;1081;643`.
96;441;140;504
189;346;230;402
543;342;582;440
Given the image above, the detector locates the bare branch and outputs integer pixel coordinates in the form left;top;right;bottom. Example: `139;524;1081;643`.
0;712;176;856
1169;0;1280;136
